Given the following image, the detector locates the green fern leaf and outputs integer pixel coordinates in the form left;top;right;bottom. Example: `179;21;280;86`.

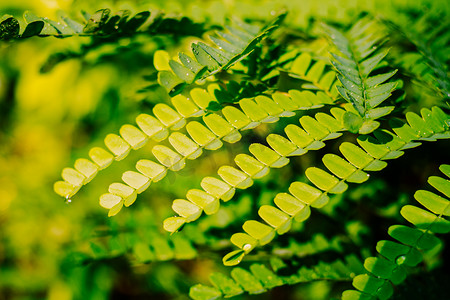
324;18;399;134
223;108;449;266
155;12;286;96
343;164;450;299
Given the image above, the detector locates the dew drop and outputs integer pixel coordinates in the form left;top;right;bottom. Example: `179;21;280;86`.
395;255;406;265
243;243;252;251
65;195;72;204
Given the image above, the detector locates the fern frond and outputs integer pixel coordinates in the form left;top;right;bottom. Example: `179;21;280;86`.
223;107;449;266
104;91;335;217
54;88;214;201
156;12;287;96
384;13;450;99
323;18;399;134
84;230;197;264
260;49;340;100
54;88;335;216
0;9;152;40
286;52;341;99
342;164;450;300
0;8;210;41
163;106;345;233
189;255;364;300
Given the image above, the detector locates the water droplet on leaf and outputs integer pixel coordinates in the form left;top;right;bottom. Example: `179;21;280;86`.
243;244;252;251
396;255;406;265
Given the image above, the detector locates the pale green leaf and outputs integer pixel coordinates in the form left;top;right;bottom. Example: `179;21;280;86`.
203;113;241;143
357;135;390;159
62;167;85;186
163;217;186;233
218;166;253;189
255;95;285;117
190;88;218;110
240;98;275;123
168;132;202;159
322;154;357;179
99;193;122;209
119;124;148;150
108;182;137;207
230;233;257;252
242;220;275;245
135;113;169;142
171;94;203;118
187;189;220;215
235;154;269;178
222;106;254;130
136;159;167;182
223;250;246;267
289;182;329;208
122;171;150;193
172;199;202;222
267;134;306;156
153;103;185;130
186;121;223;150
305;167;348;194
285;124;315;148
274;193;307;217
104;134;130;160
340;142;374;168
299;116;330;140
249;143;289;168
54;181;80;198
74;158;98;183
272;92;298;113
201;177;235;201
258;205;291;234
88;147;114;169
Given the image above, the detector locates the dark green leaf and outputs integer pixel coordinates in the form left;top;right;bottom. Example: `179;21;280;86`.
0;16;20;40
21;20;44;38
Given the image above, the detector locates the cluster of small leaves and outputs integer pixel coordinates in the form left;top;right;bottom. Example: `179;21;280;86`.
86;231;197;264
1;9;144;40
154;12;287;96
383;11;450;100
190;254;364;300
222;107;449;267
36;5;450;300
0;8;209;40
343;164;450;299
324;18;400;134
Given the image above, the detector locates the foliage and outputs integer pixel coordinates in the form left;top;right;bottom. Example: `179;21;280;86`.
0;0;449;299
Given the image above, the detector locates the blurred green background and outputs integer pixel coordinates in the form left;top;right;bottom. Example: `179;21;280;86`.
0;0;449;299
